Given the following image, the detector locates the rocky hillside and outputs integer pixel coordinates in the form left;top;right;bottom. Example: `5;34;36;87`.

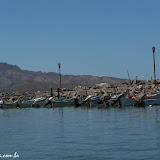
0;62;127;93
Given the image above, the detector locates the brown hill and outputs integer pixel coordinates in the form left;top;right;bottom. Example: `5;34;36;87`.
0;62;127;93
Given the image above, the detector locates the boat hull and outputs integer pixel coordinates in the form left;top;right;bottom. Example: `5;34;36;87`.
34;101;75;108
142;98;160;106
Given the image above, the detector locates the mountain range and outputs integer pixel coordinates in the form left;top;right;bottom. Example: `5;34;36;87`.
0;62;127;93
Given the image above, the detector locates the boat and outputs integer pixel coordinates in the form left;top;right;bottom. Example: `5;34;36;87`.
142;98;160;106
0;101;33;109
36;98;75;108
32;97;47;107
0;97;75;109
141;93;160;106
120;97;137;106
109;93;124;107
0;103;18;109
74;94;133;108
78;96;105;108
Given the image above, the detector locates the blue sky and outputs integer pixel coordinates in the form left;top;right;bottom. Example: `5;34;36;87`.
0;0;160;80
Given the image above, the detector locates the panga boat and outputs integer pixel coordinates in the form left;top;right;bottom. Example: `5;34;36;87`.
142;93;160;106
0;101;33;109
35;98;75;108
78;93;138;108
0;98;75;109
76;96;106;108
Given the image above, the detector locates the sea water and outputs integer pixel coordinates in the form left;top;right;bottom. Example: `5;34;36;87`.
0;106;160;160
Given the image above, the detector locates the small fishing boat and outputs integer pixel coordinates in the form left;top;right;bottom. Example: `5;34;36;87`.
99;94;136;107
32;98;47;107
0;103;18;109
120;97;137;106
79;96;105;108
141;93;160;106
142;98;160;106
37;98;75;108
75;94;130;108
109;93;124;107
0;100;34;109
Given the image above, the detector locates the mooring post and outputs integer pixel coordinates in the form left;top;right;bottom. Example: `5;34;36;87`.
58;88;60;99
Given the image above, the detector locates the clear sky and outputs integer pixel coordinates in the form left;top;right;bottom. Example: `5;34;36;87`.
0;0;160;80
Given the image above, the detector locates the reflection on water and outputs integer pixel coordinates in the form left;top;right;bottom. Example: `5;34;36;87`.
0;106;160;160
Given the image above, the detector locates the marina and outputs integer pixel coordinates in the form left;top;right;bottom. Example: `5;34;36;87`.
1;92;160;109
1;0;160;159
2;76;160;109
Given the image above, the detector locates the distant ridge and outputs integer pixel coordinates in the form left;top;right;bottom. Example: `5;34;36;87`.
0;62;127;93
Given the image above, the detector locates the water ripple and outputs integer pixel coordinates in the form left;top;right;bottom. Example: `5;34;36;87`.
0;106;160;160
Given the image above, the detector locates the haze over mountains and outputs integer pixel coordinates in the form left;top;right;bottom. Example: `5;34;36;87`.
0;62;127;93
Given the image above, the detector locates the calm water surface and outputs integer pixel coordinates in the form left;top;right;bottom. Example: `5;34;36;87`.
0;106;160;160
